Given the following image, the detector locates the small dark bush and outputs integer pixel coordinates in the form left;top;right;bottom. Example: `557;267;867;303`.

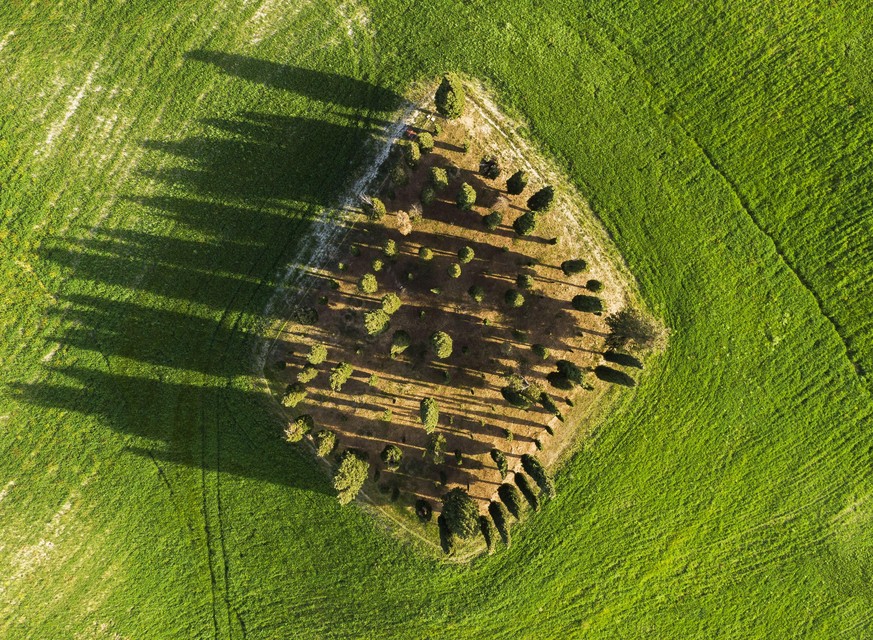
458;246;475;264
479;155;501;179
516;273;534;290
415;499;433;521
390;329;411;356
468;285;485;303
501;386;532;409
291;306;319;325
380;444;403;470
532;343;549;359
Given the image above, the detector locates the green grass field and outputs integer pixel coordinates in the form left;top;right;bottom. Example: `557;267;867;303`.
0;1;870;637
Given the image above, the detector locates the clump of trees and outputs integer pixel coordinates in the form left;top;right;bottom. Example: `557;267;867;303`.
512;211;538;236
420;397;440;433
457;182;477;210
364;197;386;221
605;308;659;350
380;444;403;470
435;74;465;119
314;429;336;457
284;414;314;443
441;488;479;538
527;185;555;212
430;331;453;359
334;451;369;505
521;454;555;498
358;273;378;294
483;210;503;230
329;362;354;392
561;259;587;276
572;294;604;313
498;483;524;519
506;169;528;195
490;448;509;479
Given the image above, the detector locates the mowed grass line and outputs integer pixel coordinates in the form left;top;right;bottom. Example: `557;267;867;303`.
0;1;870;638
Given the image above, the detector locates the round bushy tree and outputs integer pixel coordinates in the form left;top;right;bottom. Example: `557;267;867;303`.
364;197;386;221
504;289;525;308
512;212;538;236
586;279;604;293
468;285;485;303
532;343;550;359
371;258;384;272
430;331;453;359
441;488;479;539
284;414;314;443
307;343;328;365
381;292;402;315
334;451;369;505
605;308;659;350
561;259;587;276
521;453;555;498
418;246;434;261
430;166;449;191
516;273;534;290
314;429;336;457
380;444;403;470
282;382;307;408
506;169;528;195
329;362;354;392
435;74;465;119
556;359;584;385
390;329;411;357
383;239;398;258
572;294;603;313
358;273;378;294
418;131;434;153
483;210;503;230
527;185;555;212
364;309;390;335
458;246;475;264
420;397;440;433
457;182;476;210
448;263;462;279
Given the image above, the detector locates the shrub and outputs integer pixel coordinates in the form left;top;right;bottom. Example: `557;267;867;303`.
468;285;485;303
483;210;503;230
561;259;587;276
418;246;434;261
371;258;384;272
556;359;584;385
381;292;402;315
435;74;465;119
572;294;603;313
420;397;440;433
457;246;475;264
490;449;509;479
527;185;555;212
296;366;318;384
364;197;386;221
430;331;453;359
388;331;410;358
380;444;403;470
314;429;336;457
480;515;496;552
282;382;307;408
334;451;369;505
516;273;534;290
506;169;528;195
307;344;328;365
586;279;604;292
448;263;462;278
329;362;353;392
358;273;378;294
417;131;434;153
420;184;436;205
532;343;549;359
427;432;447;464
499;483;524;519
512;212;538;236
383;239;398;258
514;472;540;511
364;309;390;335
457;182;476;210
406;141;421;168
605;308;659;350
441;488;479;539
521;454;555;498
479;155;501;179
429;166;449;191
284;414;314;443
504;289;525;308
489;501;511;547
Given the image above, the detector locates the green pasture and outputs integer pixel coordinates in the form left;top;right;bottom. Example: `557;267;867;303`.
0;1;870;637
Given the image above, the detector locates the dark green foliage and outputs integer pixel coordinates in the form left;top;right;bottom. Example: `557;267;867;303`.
538;392;563;422
448;263;462;278
527;185;555;212
291;306;319;326
296;366;318;384
329;362;353;392
307;344;328;365
364;197;386;221
441;488;479;539
427;432;447;463
556;359;584;385
358;273;378;294
501;386;532;409
420;397;439;433
532;343;549;359
521;454;555;498
547;371;574;390
506;169;529;195
514;472;540;511
390;330;411;356
364;309;390;335
586;279;604;292
418;246;434;261
457;182;476;210
284;414;314;443
430;331;453;359
512;212;538;236
418;131;434;153
489;501;511;547
390;161;409;187
468;285;485;303
405;141;421;167
490;448;509;479
572;294;603;313
504;288;525;308
561;259;587;276
605;308;659;350
479;515;495;552
434;74;465;119
483;210;503;230
334;451;369;505
429;166;449;191
479;155;501;179
314;430;336;457
499;483;524;519
458;246;475;264
282;382;307;408
420;184;436;205
381;292;402;315
594;365;637;387
380;444;403;470
516;273;534;290
383;239;398;258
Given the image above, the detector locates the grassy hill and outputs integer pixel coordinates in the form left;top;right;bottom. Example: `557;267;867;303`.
0;1;870;637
